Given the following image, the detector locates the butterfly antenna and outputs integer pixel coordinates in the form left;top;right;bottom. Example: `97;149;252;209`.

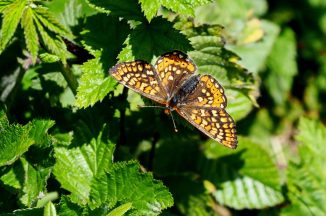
169;109;178;132
137;105;166;109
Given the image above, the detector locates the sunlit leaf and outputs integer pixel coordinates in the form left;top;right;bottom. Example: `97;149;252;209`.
89;161;174;214
201;137;284;209
53;131;115;204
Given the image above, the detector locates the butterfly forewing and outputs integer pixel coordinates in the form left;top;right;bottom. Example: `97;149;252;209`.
109;60;167;104
155;51;197;99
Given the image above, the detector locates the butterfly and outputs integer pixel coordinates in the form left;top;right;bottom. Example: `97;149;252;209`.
109;51;237;148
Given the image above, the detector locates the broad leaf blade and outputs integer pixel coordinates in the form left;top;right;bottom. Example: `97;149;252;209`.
0;111;34;166
201;137;284;209
0;158;52;207
139;0;160;22
283;118;326;215
266;28;298;105
75;53;116;108
90;161;174;215
53;131;115;204
129;17;191;61
86;0;145;21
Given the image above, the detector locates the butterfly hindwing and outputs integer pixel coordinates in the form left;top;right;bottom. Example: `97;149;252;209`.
176;74;227;109
176;107;237;148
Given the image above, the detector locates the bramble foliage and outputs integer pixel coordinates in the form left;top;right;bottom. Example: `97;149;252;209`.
1;0;326;215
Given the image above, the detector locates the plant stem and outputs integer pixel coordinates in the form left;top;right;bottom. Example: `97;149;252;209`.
61;64;78;95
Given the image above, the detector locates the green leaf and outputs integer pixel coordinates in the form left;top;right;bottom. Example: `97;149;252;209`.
81;14;130;69
33;6;72;38
0;0;26;52
228;20;280;74
201;137;284;209
44;202;57;216
265;28;298;105
89;161;174;214
129;16;191;61
165;175;215;216
0;110;34;167
46;0;95;28
0;158;52;207
107;202;133;216
28;119;55;147
225;89;253;121
139;0;160;22
187;35;256;119
0;0;14;13
75;53;117;108
33;17;67;64
161;0;211;17
86;0;145;21
53;131;115;204
39;53;60;63
21;7;39;64
283;117;326;215
58;196;84;216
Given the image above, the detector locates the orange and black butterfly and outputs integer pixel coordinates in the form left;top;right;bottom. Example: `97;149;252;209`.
109;51;237;148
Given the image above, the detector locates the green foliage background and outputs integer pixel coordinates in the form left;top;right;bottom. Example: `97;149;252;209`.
0;0;326;215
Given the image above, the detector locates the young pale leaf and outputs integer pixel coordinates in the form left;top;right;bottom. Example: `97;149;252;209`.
129;17;191;61
201;136;284;209
107;202;133;216
86;0;145;21
75;54;116;108
53;131;115;204
21;7;39;64
89;161;174;214
0;111;34;167
0;0;26;52
266;28;298;105
44;202;57;216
